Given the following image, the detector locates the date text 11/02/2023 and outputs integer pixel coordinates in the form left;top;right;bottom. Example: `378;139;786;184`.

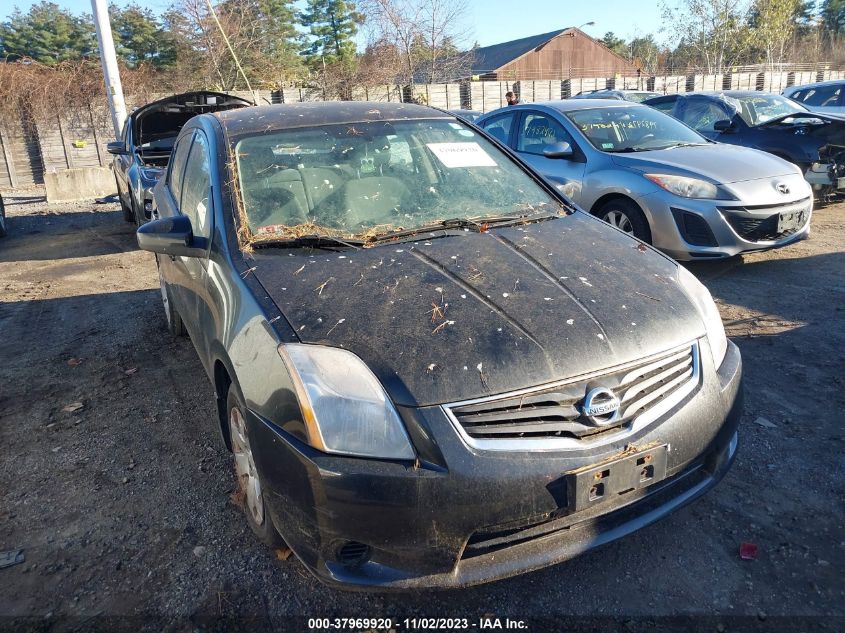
307;617;529;630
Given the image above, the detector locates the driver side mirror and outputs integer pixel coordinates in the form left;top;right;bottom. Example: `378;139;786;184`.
713;119;735;133
107;141;129;156
136;215;207;257
543;141;574;159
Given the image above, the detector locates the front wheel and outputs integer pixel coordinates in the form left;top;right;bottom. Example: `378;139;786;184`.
115;177;135;223
596;198;652;243
227;384;284;547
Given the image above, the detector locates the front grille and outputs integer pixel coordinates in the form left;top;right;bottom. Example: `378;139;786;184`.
719;198;811;242
444;343;699;449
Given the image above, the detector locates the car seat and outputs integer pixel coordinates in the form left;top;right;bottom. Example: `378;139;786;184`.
238;146;309;228
488;126;508;144
342;137;410;226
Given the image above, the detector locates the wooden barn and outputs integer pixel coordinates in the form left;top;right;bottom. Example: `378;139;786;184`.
471;28;640;80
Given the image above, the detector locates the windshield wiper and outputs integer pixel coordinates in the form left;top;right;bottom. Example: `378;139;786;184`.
367;214;556;243
610;146;652;153
661;142;709;150
252;234;364;250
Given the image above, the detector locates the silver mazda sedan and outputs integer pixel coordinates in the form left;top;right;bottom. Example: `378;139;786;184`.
477;100;813;260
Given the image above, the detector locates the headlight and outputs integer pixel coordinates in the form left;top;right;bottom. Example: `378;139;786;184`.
677;266;727;366
140;168;163;181
645;174;719;199
278;344;415;460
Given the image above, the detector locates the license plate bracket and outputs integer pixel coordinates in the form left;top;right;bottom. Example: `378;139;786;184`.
566;444;668;512
777;210;805;233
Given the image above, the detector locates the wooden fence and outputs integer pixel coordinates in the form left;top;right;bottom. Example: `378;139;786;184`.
2;68;845;191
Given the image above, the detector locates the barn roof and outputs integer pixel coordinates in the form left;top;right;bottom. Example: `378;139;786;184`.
471;29;570;73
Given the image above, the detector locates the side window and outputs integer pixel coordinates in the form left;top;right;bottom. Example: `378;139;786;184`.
481;113;514;146
680;99;731;133
168;132;193;204
799;85;841;107
516;112;575;155
180;133;212;239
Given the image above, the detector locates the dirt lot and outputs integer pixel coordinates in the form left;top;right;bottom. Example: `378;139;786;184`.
0;190;843;631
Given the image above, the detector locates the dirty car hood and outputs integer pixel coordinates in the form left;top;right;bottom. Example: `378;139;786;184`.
252;214;705;407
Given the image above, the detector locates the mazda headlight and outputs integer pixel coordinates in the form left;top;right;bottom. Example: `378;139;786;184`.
677;266;727;366
645;174;719;199
278;344;415;460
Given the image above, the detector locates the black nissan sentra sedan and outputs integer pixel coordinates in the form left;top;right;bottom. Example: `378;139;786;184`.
138;102;743;589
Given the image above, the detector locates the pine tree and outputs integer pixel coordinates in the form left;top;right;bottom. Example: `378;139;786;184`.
821;0;845;34
109;3;169;67
0;1;96;65
300;0;363;66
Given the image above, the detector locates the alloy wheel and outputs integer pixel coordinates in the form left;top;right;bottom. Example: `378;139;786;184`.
229;406;265;526
602;209;634;234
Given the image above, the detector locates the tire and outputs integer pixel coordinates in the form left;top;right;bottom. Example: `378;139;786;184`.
226;383;284;548
0;194;7;238
595;197;652;243
115;176;135;223
158;260;186;336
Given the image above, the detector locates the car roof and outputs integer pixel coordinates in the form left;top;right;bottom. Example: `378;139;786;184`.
476;100;646;118
683;90;785;98
213;102;451;136
539;99;647;112
784;79;845;91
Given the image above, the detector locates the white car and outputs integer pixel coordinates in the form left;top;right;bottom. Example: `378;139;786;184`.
783;80;844;115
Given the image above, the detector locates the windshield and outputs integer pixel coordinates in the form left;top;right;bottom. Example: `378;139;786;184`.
234;118;562;242
566;106;706;152
733;94;808;126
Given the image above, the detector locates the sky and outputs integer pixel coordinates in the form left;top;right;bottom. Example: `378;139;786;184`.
0;0;667;47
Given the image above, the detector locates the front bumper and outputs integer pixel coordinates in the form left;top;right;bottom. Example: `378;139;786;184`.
804;152;845;192
249;339;743;590
637;190;812;261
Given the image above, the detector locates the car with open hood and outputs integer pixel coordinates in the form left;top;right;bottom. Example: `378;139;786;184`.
107;91;251;224
137;101;743;589
644;91;845;197
477;99;812;261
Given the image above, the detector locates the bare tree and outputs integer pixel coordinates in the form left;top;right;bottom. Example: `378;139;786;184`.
660;0;752;73
172;0;303;90
751;0;800;68
361;0;472;84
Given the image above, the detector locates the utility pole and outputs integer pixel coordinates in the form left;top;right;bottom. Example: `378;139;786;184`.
91;0;127;139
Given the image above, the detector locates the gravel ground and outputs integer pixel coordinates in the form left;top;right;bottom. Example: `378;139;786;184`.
0;190;843;632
